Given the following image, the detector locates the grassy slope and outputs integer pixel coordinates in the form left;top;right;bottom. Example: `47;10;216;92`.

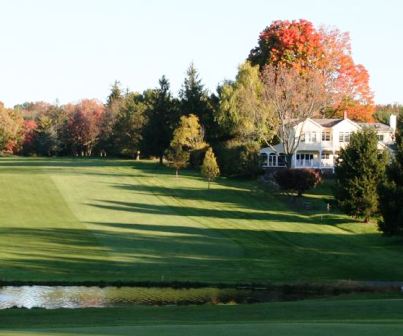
1;295;403;335
0;157;403;283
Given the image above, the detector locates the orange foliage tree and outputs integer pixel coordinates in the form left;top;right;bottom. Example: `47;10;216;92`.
64;99;105;156
248;19;374;122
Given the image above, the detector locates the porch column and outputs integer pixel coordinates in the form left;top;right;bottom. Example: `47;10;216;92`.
319;149;322;168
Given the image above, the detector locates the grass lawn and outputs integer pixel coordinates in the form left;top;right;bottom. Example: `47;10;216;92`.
0;296;403;336
0;156;402;284
1;294;403;335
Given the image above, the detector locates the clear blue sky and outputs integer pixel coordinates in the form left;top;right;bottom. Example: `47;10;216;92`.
0;0;402;107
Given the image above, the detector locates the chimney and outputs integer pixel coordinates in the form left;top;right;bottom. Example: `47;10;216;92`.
343;111;348;120
389;114;397;132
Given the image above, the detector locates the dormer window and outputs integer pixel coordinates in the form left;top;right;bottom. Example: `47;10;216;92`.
377;134;384;142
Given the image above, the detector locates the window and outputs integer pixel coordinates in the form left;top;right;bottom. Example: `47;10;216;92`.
322;131;331;141
311;132;317;143
377;134;384;141
278;153;286;167
303;131;318;143
321;153;330;160
268;153;277;167
339;132;351;142
297;154;313;161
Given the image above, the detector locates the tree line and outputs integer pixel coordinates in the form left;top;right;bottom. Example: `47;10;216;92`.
1;19;384;173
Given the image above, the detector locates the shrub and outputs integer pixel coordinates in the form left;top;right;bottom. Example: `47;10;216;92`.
201;147;220;189
214;140;262;178
275;168;322;196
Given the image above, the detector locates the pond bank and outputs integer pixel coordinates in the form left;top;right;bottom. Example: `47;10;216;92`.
1;281;402;309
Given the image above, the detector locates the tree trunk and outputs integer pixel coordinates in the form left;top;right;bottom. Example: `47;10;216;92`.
286;153;293;168
176;169;179;177
208;179;210;190
159;155;164;165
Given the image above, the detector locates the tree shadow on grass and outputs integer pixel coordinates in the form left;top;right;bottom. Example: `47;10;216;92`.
106;180;357;226
1;224;402;283
90;199;350;226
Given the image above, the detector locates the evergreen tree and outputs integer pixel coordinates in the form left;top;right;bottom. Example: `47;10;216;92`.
201;147;220;189
179;63;214;138
34;115;59;156
112;92;147;158
165;145;190;177
335;128;388;222
142;76;178;164
378;118;403;234
98;81;124;156
106;81;123;108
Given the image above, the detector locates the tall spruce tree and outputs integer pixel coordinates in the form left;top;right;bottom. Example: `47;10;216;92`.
378;118;403;234
142;76;177;164
335;128;388;222
98;81;124;156
179;63;214;139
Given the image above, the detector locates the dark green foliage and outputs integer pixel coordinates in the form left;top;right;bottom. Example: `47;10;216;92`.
374;104;403;125
335;128;388;222
275;168;322;196
214;140;261;177
164;145;190;176
179;63;215;139
112;93;147;157
106;81;123;108
97;81;124;156
378;118;403;234
34;115;60;156
142;76;178;164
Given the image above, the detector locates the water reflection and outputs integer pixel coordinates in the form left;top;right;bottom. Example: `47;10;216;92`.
0;286;255;309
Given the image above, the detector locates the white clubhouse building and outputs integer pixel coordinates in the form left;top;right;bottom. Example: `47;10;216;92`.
260;114;397;171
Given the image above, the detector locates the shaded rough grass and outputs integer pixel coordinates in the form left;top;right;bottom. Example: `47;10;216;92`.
0;157;403;284
1;294;403;335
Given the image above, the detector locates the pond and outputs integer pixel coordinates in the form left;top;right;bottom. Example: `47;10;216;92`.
0;286;277;309
1;283;399;309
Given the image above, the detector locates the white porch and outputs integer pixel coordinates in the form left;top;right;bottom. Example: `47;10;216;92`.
261;150;336;169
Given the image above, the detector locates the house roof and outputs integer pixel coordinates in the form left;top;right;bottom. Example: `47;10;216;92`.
357;122;393;132
285;117;393;131
311;119;342;127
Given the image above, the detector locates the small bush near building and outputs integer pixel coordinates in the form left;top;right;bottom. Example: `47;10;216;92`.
274;168;322;196
215;140;262;178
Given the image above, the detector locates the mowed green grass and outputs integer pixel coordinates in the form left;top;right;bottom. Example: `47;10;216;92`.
0;156;403;283
1;295;403;335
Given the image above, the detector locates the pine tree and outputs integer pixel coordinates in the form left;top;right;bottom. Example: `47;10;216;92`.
179;63;213;134
142;76;178;164
165;145;190;177
201;147;220;189
335;128;388;222
378;118;403;234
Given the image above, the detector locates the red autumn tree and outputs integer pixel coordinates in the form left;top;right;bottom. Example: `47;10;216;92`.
248;19;374;122
64;99;105;156
20;119;38;155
